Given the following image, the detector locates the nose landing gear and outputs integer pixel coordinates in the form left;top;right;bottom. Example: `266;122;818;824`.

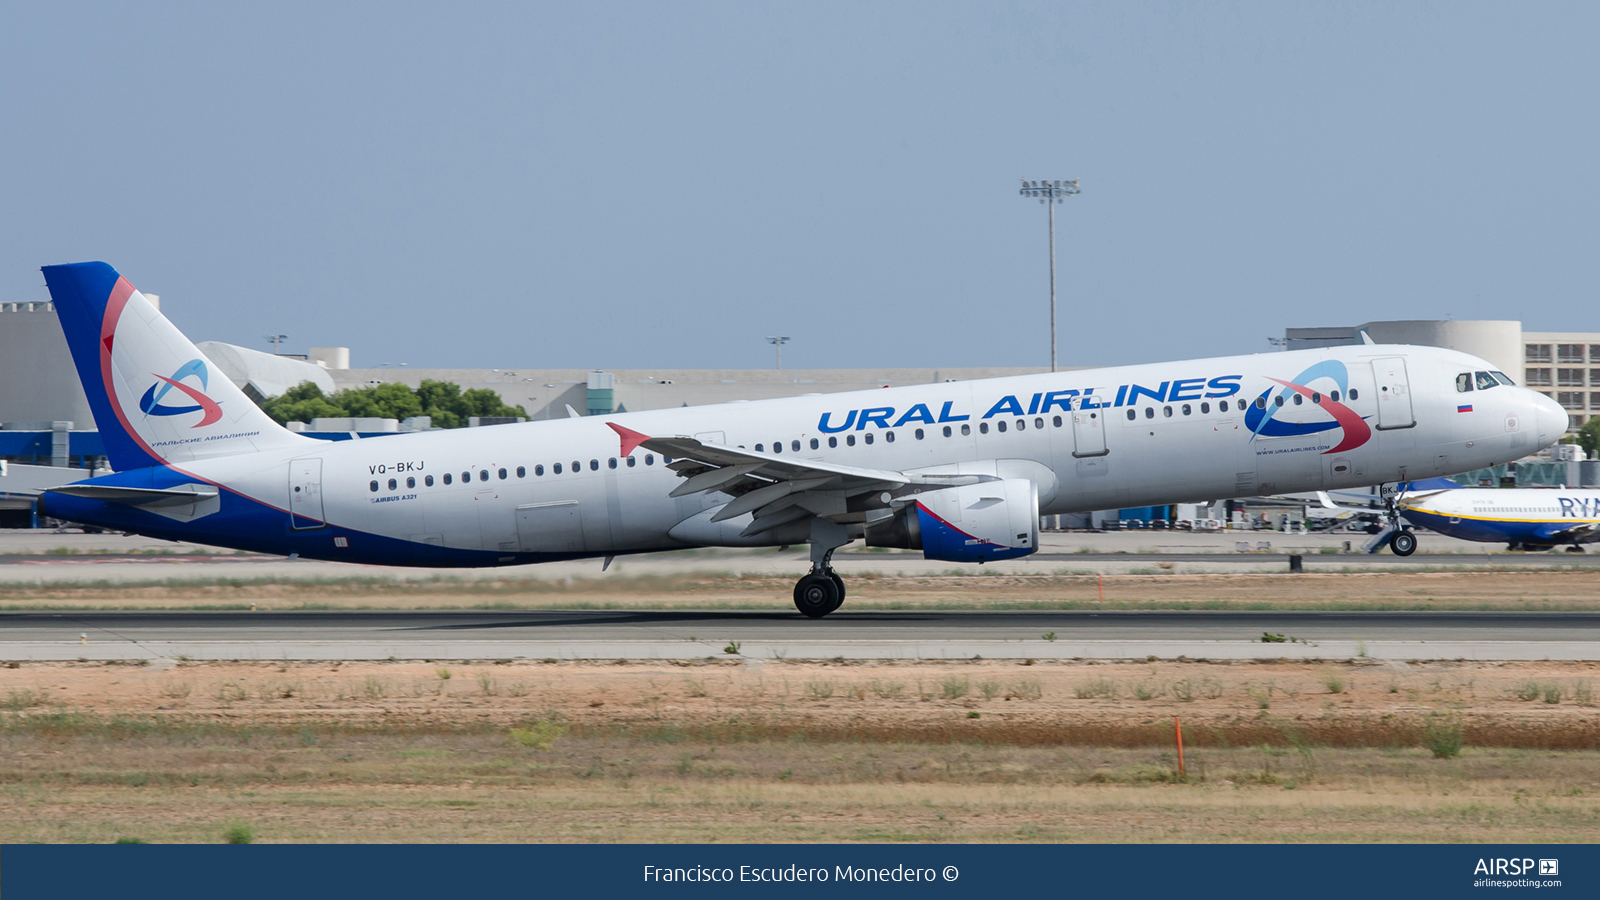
1389;529;1417;557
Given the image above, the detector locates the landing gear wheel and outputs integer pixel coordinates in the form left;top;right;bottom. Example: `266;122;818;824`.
828;572;846;609
1389;530;1417;557
794;573;841;618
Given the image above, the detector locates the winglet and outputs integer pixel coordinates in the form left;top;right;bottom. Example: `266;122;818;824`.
607;422;651;457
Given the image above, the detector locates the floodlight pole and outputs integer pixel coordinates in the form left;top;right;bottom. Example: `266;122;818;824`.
766;335;790;370
265;334;288;356
1018;179;1080;372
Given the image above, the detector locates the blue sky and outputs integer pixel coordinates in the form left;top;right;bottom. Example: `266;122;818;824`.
3;2;1595;370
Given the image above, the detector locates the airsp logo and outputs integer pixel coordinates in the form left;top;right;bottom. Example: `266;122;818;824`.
1473;858;1548;876
1540;859;1559;876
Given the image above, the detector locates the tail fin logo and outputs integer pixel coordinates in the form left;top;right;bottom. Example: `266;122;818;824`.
138;359;224;427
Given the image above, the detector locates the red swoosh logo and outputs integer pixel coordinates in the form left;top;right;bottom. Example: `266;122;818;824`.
1265;377;1372;454
152;374;224;427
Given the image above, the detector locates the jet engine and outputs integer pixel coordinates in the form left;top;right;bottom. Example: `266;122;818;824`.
864;478;1039;563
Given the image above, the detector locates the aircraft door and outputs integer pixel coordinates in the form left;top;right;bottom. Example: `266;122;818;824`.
517;501;584;553
1371;357;1415;430
1071;406;1109;458
288;458;325;530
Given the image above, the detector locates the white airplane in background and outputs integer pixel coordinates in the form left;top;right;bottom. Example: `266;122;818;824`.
1396;485;1600;553
37;262;1567;616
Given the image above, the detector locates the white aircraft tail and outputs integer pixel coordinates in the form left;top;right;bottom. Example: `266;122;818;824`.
42;261;312;471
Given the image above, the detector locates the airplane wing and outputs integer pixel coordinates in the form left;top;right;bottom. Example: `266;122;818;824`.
1543;521;1600;543
609;423;975;537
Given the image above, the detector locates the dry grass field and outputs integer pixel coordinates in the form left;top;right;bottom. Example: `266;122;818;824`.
3;657;1598;843
3;568;1600;611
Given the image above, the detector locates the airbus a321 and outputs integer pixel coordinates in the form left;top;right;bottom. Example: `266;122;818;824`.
37;262;1568;616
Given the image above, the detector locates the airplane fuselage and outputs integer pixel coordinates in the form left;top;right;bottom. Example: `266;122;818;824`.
43;344;1564;567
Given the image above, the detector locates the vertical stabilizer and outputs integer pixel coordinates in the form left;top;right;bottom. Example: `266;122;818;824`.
42;261;311;471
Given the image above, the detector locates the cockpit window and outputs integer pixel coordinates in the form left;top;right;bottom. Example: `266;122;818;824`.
1491;371;1515;386
1455;373;1473;393
1475;371;1498;390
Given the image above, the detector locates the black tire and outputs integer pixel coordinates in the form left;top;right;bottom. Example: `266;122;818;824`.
827;572;846;612
794;573;840;618
1390;530;1417;557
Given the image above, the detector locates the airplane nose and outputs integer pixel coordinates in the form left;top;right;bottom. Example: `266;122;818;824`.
1533;390;1568;446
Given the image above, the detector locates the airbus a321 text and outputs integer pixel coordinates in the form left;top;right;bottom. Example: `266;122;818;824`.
37;262;1568;616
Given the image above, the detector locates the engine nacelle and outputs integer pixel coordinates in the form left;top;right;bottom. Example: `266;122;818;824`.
864;478;1039;563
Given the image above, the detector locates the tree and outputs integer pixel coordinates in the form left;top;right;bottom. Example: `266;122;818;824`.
1578;416;1600;460
254;380;527;429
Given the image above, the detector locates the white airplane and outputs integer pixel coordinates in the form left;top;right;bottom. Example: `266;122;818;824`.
1397;485;1600;553
36;262;1567;616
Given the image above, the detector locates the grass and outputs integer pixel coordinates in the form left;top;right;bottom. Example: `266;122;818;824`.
939;676;970;700
0;715;1595;843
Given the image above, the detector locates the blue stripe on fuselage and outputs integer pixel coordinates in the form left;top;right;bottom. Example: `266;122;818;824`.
38;465;591;567
1401;508;1573;546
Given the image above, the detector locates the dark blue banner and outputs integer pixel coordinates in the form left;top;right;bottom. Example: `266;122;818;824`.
3;844;1594;899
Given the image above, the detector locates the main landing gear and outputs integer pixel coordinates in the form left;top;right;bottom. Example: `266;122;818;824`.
794;521;850;618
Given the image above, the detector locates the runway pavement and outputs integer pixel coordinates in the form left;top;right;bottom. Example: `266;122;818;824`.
6;609;1599;662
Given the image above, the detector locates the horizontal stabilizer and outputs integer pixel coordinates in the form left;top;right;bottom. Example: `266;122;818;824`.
46;483;219;508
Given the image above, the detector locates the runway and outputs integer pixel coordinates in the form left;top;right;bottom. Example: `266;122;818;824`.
7;609;1599;662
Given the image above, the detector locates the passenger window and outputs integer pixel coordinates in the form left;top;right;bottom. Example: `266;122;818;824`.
1349;389;1359;400
498;468;507;479
1328;392;1338;402
425;475;434;487
1311;392;1321;404
792;440;801;452
915;428;925;440
1200;402;1209;414
1255;398;1266;409
590;459;599;471
645;455;654;465
1015;419;1025;431
1293;394;1303;406
755;444;764;453
846;435;856;446
1219;400;1229;412
1127;409;1136;421
461;471;470;482
810;438;819;449
1144;408;1154;419
961;424;971;436
407;476;416;488
773;442;782;454
1456;373;1473;392
1163;405;1172;417
369;480;379;492
444;473;453;485
626;457;636;467
516;466;525;478
607;458;617;469
1475;371;1497;390
864;433;874;445
979;423;989;434
997;421;1007;433
1034;417;1043;429
535;465;544;476
1181;404;1191;416
828;437;838;448
885;431;894;443
553;463;562;474
1273;396;1284;408
388;478;397;490
1052;415;1062;427
479;470;489;481
942;426;952;437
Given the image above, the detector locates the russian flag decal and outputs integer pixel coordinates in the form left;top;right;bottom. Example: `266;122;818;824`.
1457;404;1473;413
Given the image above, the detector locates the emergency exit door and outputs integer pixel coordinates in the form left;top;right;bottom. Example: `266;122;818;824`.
1071;407;1108;457
1371;357;1416;430
288;458;326;529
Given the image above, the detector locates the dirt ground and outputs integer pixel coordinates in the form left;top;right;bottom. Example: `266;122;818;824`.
4;569;1600;610
3;658;1598;843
